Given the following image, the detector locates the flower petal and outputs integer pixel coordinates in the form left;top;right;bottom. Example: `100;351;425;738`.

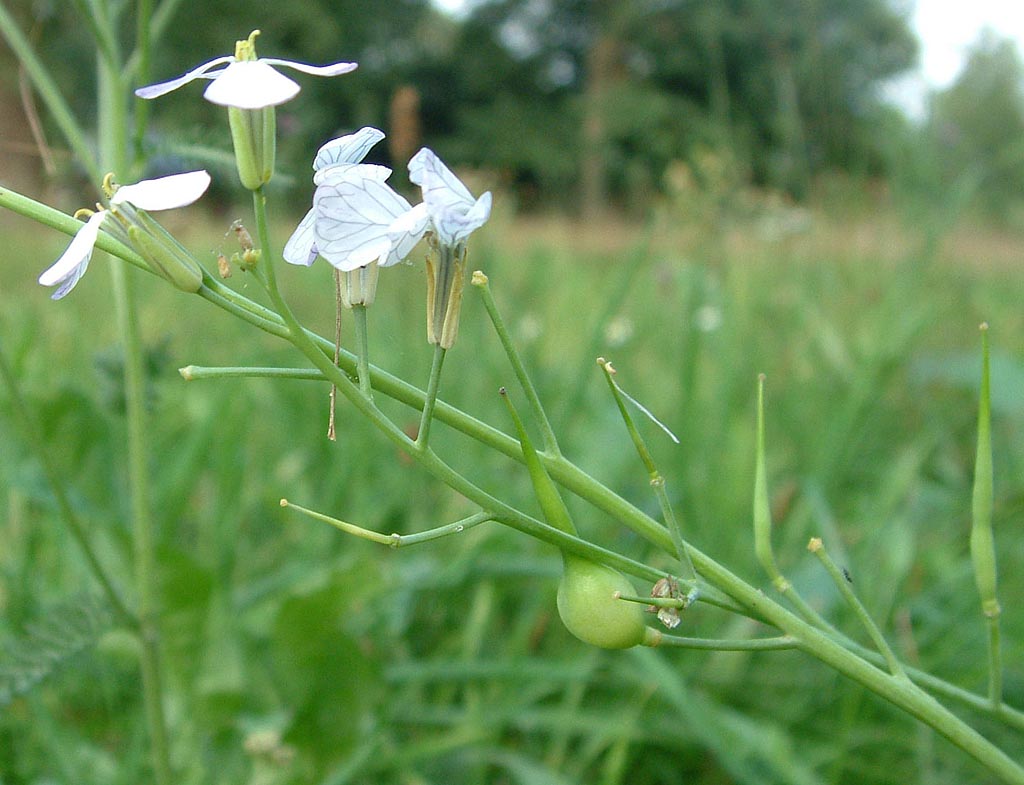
444;191;492;245
262;58;358;78
384;203;430;266
134;55;234;99
408;147;476;209
38;211;107;298
313;127;386;173
203;61;299;108
283;207;319;266
111;170;211;211
408;147;490;244
314;162;392;187
313;169;414;271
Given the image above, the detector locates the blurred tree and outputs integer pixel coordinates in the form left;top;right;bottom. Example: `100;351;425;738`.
445;0;917;208
1;0;919;209
928;30;1024;221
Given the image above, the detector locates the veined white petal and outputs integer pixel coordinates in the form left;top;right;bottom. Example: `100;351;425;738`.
313;173;413;272
409;147;490;244
314;162;391;187
283;208;319;266
134;55;234;99
38;211;107;298
203;61;299;108
446;191;492;244
262;58;358;77
313;127;386;172
409;147;475;207
384;203;430;266
111;170;211;210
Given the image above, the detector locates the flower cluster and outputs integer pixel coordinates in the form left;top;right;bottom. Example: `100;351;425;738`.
283;129;491;340
43;31;492;348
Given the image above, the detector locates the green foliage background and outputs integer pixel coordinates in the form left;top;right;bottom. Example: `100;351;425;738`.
1;1;1024;783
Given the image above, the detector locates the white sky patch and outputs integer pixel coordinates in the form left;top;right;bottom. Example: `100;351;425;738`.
432;0;472;18
881;1;1024;119
914;0;1024;88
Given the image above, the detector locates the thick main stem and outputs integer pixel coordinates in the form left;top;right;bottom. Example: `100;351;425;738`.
97;11;170;783
109;266;172;785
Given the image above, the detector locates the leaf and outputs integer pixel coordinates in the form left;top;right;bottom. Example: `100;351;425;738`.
0;594;113;706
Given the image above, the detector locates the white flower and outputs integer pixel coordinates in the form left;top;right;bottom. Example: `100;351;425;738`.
38;171;211;300
312;166;428;271
283;128;428;270
408;148;491;246
134;31;356;110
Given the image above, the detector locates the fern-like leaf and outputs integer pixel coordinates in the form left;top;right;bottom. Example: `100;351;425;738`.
0;593;114;706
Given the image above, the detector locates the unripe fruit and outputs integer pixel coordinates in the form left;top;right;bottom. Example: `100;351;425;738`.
557;556;647;649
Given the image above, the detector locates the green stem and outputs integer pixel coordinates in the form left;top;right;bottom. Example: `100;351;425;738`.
109;265;172;785
651;635;797;651
417;344;446;449
97;14;170;783
179;365;321;382
0;1;101;183
598;358;694;579
281;501;492;548
132;0;153;171
352;303;373;400
244;188;1024;781
163;282;1024;721
124;0;185;77
473;271;561;455
0;338;135;627
809;538;905;677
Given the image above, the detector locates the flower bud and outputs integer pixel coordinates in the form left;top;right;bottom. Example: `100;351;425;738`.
122;208;203;293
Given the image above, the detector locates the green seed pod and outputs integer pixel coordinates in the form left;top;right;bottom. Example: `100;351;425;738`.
557;556;647;649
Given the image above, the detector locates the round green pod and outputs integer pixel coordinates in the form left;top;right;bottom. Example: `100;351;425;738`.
557;556;647;649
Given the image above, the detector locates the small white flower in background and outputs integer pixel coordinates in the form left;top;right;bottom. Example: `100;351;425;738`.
284;127;428;272
39;171;211;300
134;30;357;109
408;147;491;246
694;304;723;333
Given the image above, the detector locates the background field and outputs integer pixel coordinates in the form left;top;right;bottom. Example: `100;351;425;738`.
2;182;1023;783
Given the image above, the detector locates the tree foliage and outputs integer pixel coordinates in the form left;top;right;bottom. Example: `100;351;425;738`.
928;30;1024;220
3;0;921;209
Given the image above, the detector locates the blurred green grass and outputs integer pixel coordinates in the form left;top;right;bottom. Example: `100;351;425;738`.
1;193;1023;784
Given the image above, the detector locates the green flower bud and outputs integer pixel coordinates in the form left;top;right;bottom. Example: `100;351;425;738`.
123;208;203;293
